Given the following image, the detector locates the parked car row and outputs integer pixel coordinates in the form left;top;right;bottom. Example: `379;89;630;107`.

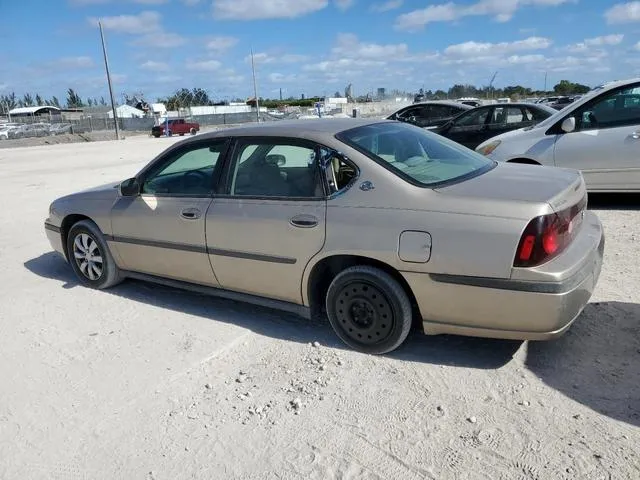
388;101;556;149
0;122;75;140
389;78;640;192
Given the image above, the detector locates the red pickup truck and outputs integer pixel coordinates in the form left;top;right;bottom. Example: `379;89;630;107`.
151;118;200;137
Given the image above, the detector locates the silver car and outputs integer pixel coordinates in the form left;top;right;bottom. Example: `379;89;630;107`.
45;119;604;354
476;77;640;191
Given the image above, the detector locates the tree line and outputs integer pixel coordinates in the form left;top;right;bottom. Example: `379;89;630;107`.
0;88;107;112
0;79;593;114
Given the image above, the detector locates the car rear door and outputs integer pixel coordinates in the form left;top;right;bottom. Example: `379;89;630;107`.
552;83;640;190
206;136;327;305
110;138;229;286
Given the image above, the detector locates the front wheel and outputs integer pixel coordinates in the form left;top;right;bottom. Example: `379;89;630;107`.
190;128;197;135
326;266;413;354
66;220;123;289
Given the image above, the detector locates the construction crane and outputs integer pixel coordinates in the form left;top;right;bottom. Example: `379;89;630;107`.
488;71;498;99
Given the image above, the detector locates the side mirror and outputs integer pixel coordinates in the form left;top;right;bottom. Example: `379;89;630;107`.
560;116;576;133
119;177;140;197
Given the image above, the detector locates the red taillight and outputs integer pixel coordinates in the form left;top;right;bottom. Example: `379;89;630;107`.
514;196;586;268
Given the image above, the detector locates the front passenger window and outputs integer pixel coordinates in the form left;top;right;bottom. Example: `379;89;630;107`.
578;87;640;130
142;141;225;195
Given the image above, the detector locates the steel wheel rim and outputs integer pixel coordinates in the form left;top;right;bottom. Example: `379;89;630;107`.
73;233;104;281
334;282;394;345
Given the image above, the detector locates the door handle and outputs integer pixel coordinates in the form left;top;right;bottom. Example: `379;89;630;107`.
180;208;201;220
290;214;318;228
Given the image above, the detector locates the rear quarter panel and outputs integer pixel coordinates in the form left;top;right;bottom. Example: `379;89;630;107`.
300;145;530;305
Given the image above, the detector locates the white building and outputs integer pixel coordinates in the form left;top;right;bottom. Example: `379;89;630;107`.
107;104;145;118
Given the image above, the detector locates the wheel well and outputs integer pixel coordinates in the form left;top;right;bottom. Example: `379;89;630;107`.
506;158;541;165
307;255;420;322
60;214;92;259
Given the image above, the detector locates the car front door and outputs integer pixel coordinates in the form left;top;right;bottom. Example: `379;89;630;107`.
110;138;229;286
440;107;491;149
206;137;327;304
552;83;640;190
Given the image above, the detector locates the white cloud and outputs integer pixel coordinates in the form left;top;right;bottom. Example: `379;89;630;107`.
332;33;408;59
444;36;551;57
212;0;328;20
131;32;187;47
334;0;355;10
57;56;95;68
371;0;403;12
635;41;640;51
88;11;162;34
605;2;640;24
302;58;386;72
506;54;546;64
584;34;624;46
566;34;624;53
186;59;222;71
245;52;309;64
140;60;170;71
395;0;573;31
205;36;238;52
268;72;298;83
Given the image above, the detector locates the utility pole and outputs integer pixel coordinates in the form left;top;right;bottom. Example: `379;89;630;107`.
99;21;120;140
250;48;260;123
544;71;548;93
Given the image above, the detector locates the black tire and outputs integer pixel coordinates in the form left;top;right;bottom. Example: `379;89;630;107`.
167;130;172;137
179;133;184;136
66;220;123;290
190;128;197;135
326;266;412;354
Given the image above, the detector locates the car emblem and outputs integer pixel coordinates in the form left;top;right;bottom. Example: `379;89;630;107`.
359;181;375;191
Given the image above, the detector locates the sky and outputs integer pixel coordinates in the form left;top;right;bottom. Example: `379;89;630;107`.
1;0;640;103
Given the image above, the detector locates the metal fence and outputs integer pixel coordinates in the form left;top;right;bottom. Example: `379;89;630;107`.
0;101;406;141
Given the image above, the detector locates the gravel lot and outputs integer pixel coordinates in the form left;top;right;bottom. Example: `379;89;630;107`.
0;136;638;480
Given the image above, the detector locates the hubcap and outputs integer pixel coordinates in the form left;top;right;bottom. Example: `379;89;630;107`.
334;282;394;345
73;233;104;281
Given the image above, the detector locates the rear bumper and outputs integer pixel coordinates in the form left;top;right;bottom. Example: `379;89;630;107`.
403;211;604;340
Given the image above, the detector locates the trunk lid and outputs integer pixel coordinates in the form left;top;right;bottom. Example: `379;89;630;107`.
435;162;586;214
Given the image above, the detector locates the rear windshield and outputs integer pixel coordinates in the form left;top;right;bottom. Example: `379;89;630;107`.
336;122;495;187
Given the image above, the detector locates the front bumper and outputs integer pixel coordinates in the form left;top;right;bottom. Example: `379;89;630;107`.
44;221;67;261
403;211;604;341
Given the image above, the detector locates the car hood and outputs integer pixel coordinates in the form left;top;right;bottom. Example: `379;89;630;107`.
57;180;122;204
434;162;584;217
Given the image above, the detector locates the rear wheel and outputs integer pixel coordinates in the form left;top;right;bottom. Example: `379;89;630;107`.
326;266;413;354
66;220;123;290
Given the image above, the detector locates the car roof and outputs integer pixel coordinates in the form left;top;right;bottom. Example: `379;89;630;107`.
412;100;473;109
197;118;387;139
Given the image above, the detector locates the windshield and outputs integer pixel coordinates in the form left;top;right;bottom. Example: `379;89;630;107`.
337;121;495;187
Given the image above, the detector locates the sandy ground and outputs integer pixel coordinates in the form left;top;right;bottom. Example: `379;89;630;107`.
0;136;638;480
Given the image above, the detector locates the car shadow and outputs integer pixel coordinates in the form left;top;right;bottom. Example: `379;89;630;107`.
526;301;640;427
588;193;640;211
24;252;522;370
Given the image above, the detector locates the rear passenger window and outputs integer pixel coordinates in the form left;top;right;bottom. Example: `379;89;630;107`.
228;140;324;198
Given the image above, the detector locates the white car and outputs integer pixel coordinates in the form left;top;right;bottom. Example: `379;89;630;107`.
476;77;640;192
